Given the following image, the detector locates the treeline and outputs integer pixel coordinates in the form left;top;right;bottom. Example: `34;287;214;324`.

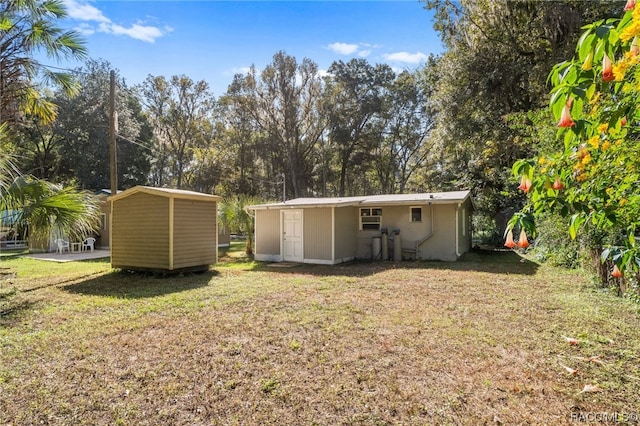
8;55;434;201
3;0;622;232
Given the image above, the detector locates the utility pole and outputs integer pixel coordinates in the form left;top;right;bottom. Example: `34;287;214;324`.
109;70;117;195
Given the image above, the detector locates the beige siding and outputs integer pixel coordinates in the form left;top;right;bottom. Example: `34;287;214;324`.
255;209;281;256
356;205;432;259
334;207;357;261
173;199;217;269
303;207;332;261
111;193;170;269
419;204;458;261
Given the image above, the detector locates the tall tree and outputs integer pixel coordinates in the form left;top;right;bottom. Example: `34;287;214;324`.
422;0;622;224
50;60;151;190
0;0;86;127
218;82;265;197
325;59;394;196
374;69;435;193
227;51;326;198
139;75;216;189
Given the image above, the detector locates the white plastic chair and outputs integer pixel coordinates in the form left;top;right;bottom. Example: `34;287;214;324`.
82;237;96;253
56;239;70;254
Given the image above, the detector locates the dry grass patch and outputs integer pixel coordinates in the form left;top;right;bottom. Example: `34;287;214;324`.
1;251;639;425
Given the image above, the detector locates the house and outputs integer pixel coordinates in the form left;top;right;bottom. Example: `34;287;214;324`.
95;189;115;249
109;186;221;273
247;191;473;264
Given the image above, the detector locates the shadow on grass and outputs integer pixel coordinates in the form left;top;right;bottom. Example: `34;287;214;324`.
62;269;219;299
243;248;540;277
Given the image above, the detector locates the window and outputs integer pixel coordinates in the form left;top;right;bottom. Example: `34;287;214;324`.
410;207;422;222
360;208;382;231
100;213;107;231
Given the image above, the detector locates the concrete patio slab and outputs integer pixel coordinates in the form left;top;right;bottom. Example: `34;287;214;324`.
26;249;110;263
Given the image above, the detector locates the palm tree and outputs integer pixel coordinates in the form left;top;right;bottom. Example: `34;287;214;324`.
0;1;97;250
1;0;87;125
219;195;264;255
1;126;100;250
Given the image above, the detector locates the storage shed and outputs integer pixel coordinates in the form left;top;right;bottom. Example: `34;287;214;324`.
247;191;474;264
109;186;221;272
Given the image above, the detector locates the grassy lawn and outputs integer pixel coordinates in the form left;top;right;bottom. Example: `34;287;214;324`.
1;245;639;425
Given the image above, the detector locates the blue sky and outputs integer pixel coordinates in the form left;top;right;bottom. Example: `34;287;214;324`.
53;0;443;95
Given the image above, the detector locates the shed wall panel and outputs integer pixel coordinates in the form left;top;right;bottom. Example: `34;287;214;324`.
173;199;217;268
111;193;170;269
334;207;357;260
255;209;281;256
419;204;458;261
303;207;332;261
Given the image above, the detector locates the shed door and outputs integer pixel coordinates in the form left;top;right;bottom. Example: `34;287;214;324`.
283;210;303;262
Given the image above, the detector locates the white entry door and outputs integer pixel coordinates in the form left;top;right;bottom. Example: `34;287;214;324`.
283;210;303;262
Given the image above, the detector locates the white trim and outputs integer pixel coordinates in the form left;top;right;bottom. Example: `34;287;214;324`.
359;207;382;231
108;185;221;203
304;257;354;265
255;253;283;262
247;191;472;211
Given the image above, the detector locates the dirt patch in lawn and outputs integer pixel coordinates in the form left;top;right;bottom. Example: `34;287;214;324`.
1;252;639;425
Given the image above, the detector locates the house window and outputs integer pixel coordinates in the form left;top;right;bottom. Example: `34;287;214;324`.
100;214;107;231
410;207;422;222
360;208;382;231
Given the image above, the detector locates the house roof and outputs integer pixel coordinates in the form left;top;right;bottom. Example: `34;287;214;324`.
247;190;472;210
108;186;222;203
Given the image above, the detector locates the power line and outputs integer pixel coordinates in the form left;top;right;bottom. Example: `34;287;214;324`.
116;134;154;152
33;61;91;75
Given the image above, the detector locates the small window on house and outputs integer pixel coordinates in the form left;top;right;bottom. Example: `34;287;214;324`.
410;207;422;222
360;208;382;231
100;213;107;231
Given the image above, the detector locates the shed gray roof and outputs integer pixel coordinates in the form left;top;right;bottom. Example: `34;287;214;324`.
247;190;472;210
108;186;222;202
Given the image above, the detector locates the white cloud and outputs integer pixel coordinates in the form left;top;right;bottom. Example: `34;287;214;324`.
101;22;164;43
327;42;359;55
382;51;428;64
74;23;95;36
64;0;110;23
63;0;166;43
357;50;371;58
232;66;252;75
